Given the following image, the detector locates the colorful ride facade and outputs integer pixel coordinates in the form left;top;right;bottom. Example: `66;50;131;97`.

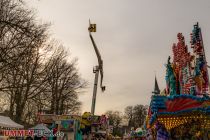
146;23;210;138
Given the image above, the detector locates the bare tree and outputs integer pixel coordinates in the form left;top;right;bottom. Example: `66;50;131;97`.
105;110;123;137
105;110;122;128
124;105;147;128
42;44;86;115
133;105;147;127
124;106;134;127
0;0;48;81
0;0;86;124
1;44;51;122
0;0;49;123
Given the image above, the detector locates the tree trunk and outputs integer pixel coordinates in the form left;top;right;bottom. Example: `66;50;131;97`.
50;90;55;114
9;98;15;119
15;94;26;123
55;98;59;115
15;102;23;123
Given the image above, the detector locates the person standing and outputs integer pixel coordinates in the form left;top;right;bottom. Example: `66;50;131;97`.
53;124;58;140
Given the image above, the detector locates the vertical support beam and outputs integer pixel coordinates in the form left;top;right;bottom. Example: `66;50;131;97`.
91;66;99;115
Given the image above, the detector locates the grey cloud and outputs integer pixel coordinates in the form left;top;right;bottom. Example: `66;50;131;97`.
27;0;210;115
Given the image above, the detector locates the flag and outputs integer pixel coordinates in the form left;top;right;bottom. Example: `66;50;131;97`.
88;24;96;32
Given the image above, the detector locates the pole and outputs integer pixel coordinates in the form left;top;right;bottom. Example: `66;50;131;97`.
89;21;105;115
91;66;99;115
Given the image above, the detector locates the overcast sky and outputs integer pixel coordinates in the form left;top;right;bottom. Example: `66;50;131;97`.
26;0;210;115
